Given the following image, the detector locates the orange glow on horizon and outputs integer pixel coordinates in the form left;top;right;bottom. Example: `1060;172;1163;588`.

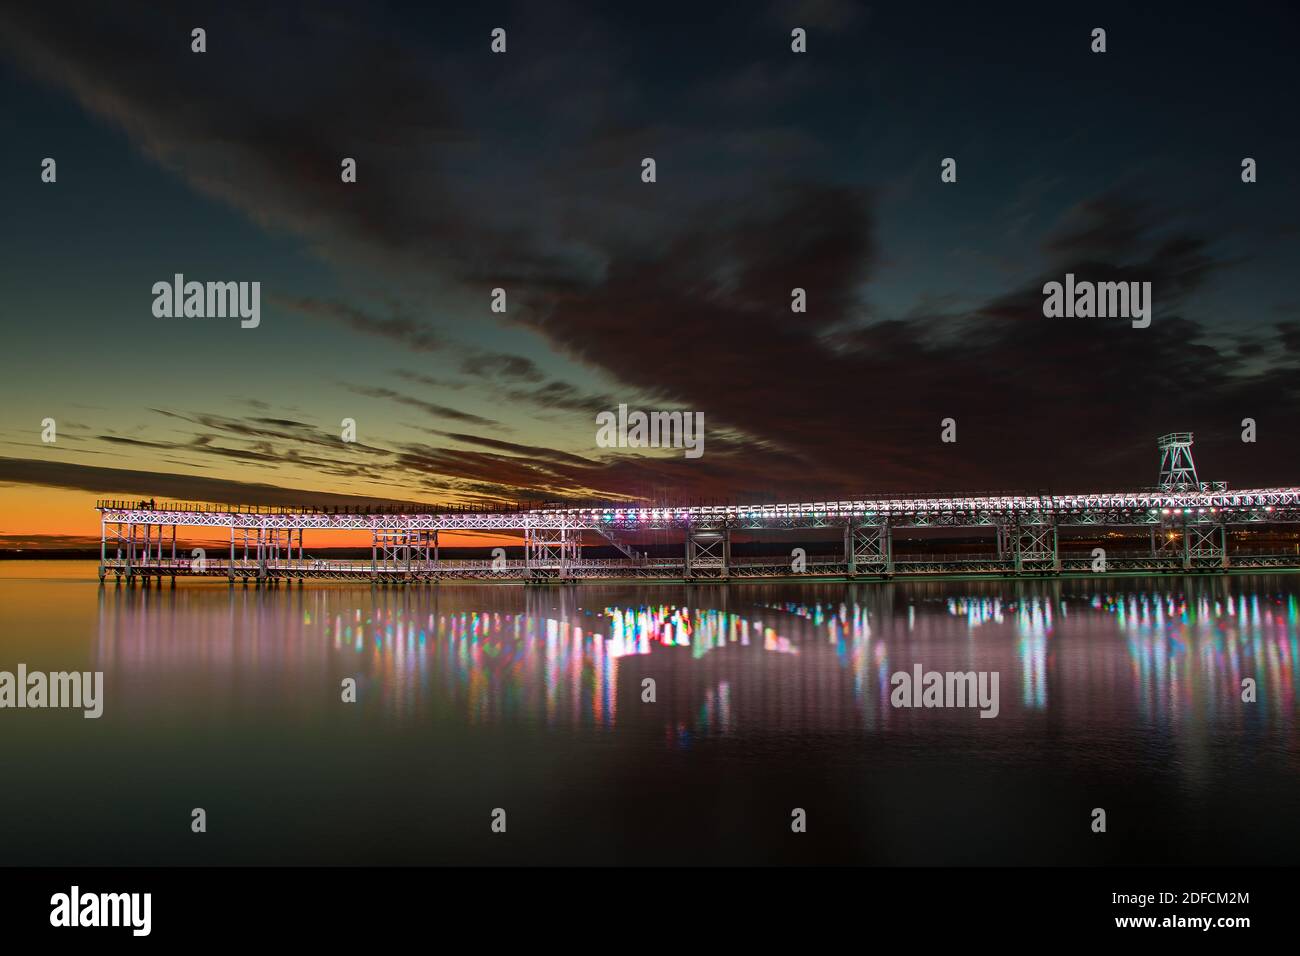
0;485;524;551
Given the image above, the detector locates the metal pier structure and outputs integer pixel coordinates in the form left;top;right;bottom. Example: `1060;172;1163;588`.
96;433;1300;585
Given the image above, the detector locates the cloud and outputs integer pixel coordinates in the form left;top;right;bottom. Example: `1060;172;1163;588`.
0;456;428;509
339;384;503;429
277;297;446;352
511;184;1300;491
460;353;545;382
424;432;597;467
0;3;598;296
503;381;621;415
5;2;1298;504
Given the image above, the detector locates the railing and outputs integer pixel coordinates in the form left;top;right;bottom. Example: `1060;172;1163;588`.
94;498;536;516
95;490;1300;521
894;553;1002;564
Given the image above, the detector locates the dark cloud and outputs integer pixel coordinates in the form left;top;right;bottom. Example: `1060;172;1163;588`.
388;435;847;505
511;185;1300;492
340;385;503;429
147;409;392;458
76;411;403;488
98;436;179;450
4;1;1299;509
283;297;547;387
503;381;621;415
0;456;429;509
460;353;545;382
1277;322;1300;353
425;432;597;467
394;370;463;390
0;2;601;294
276;297;447;352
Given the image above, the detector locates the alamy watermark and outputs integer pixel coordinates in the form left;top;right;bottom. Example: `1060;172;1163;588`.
890;665;1000;718
596;404;704;459
50;886;150;936
152;273;261;328
1042;273;1150;329
0;664;103;718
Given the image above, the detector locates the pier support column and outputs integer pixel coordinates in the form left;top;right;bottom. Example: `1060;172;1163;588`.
98;515;107;581
525;526;579;578
374;527;436;581
1014;519;1057;574
1183;520;1227;570
231;526;261;582
993;522;1013;567
414;528;433;579
848;521;891;575
685;529;727;578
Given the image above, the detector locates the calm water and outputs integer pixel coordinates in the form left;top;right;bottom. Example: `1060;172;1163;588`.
1;561;1297;866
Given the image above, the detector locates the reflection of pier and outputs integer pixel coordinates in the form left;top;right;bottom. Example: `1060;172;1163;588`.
91;577;1299;736
96;433;1300;584
90;585;842;735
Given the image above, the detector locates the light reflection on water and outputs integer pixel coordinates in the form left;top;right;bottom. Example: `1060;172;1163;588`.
4;563;1299;865
88;574;1299;738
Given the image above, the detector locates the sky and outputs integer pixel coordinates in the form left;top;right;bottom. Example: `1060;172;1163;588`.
2;0;1300;548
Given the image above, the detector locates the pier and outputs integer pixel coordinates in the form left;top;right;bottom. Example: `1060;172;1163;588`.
95;434;1300;584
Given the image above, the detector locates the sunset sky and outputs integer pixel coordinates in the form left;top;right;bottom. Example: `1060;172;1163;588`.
3;1;1300;548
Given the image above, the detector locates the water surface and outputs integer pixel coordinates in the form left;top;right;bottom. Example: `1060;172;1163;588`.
1;562;1297;865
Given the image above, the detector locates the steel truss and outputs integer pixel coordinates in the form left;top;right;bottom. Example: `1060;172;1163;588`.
95;451;1300;584
230;526;299;579
373;527;436;579
1013;518;1059;573
995;522;1013;558
847;521;892;574
1158;432;1200;490
96;483;1300;536
100;518;177;580
685;529;730;578
1183;520;1227;570
525;526;580;578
